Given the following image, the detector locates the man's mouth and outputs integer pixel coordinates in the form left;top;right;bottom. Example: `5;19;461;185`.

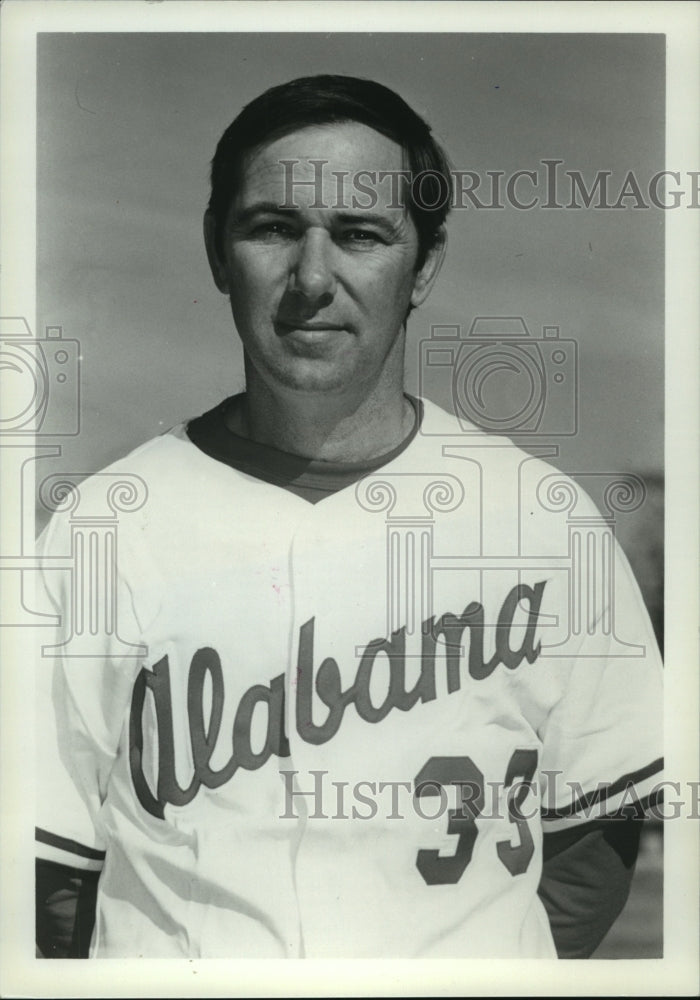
276;320;347;333
275;320;350;347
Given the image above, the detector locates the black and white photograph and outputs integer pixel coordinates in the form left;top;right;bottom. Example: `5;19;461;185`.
0;2;697;996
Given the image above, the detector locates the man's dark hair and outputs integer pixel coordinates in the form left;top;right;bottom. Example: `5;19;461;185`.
208;74;452;269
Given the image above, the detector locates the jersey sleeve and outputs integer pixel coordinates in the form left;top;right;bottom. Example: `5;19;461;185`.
36;859;100;958
34;508;146;871
538;816;643;957
538;535;663;832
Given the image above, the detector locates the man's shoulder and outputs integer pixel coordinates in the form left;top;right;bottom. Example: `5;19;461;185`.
101;422;193;475
66;423;195;493
38;421;210;535
416;396;540;453
414;396;559;464
411;396;601;518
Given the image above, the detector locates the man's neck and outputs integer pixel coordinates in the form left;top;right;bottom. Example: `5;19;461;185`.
227;370;414;463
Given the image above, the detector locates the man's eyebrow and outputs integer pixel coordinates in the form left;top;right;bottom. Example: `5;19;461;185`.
229;202;298;225
333;212;403;233
230;204;403;233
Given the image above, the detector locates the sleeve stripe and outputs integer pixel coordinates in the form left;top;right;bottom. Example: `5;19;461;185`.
541;757;664;820
35;827;106;861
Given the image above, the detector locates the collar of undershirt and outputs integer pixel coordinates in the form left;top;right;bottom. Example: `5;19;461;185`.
186;393;424;504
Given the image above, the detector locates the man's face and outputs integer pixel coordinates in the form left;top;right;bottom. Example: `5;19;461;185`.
205;122;444;397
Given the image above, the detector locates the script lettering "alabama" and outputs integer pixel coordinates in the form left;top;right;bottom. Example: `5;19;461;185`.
129;581;546;818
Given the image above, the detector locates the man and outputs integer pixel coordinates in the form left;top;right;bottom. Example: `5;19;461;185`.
35;75;662;959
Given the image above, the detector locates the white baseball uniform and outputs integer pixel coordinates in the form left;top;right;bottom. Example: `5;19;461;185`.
35;396;663;958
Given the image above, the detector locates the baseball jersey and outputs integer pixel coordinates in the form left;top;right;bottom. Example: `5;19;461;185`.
34;396;663;958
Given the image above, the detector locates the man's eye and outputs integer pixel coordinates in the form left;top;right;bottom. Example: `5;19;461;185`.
252;222;296;239
342;229;384;245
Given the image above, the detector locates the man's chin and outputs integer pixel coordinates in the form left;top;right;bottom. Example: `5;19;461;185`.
270;368;355;396
254;350;362;396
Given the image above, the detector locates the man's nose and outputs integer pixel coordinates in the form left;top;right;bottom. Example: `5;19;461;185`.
288;229;336;305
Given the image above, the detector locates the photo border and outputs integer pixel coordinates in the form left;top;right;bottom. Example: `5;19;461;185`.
1;1;697;996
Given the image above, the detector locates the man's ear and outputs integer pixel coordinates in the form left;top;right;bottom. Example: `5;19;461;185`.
203;210;230;294
410;227;448;309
